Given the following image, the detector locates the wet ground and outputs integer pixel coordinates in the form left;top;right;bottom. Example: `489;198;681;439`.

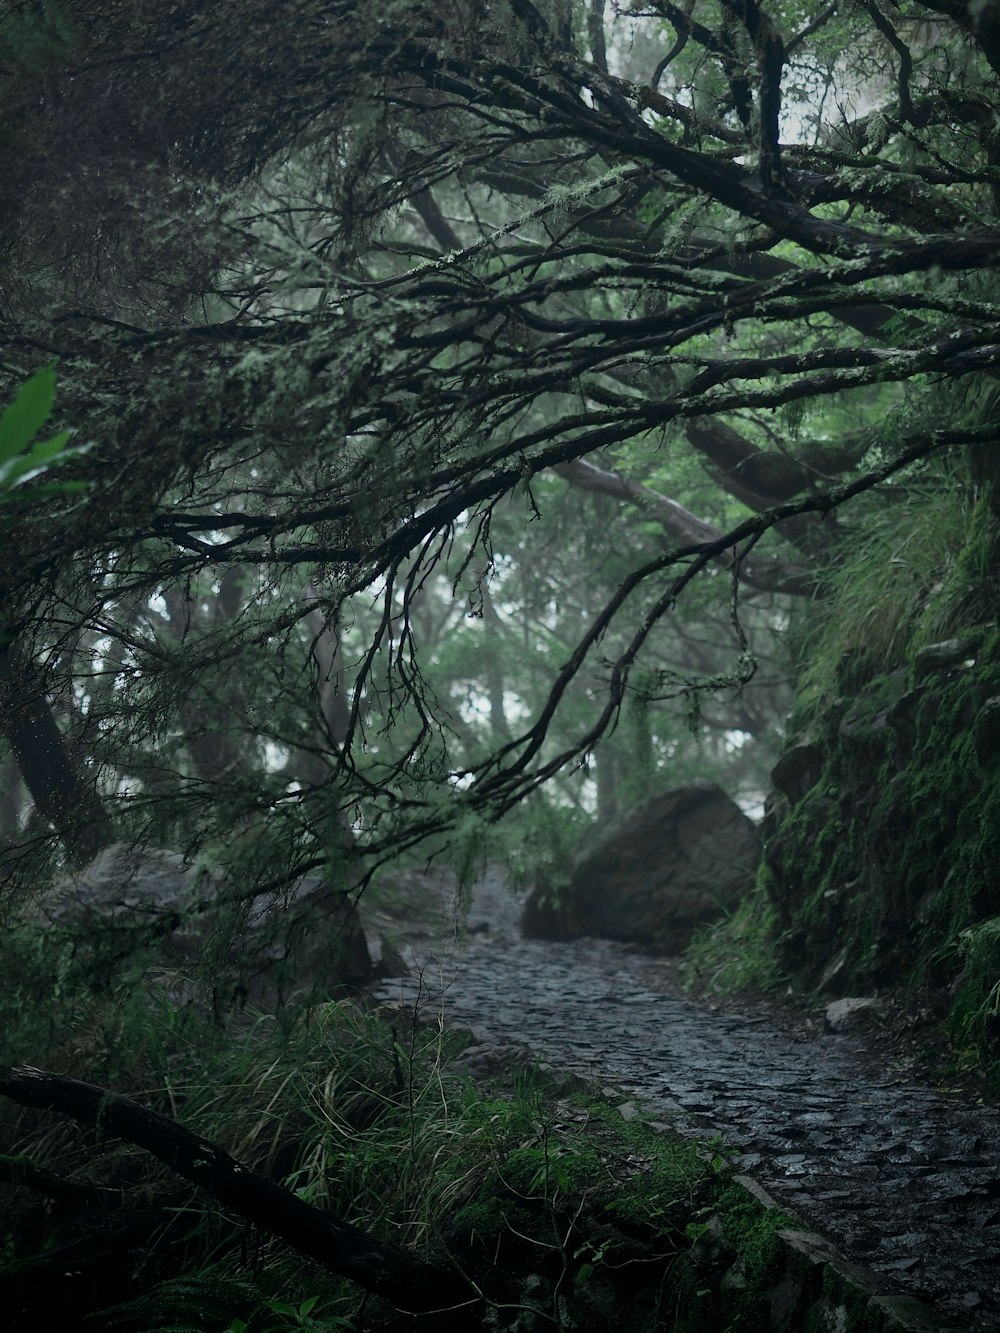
371;869;1000;1332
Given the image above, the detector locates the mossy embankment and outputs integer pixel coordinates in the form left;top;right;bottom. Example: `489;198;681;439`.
693;474;1000;1085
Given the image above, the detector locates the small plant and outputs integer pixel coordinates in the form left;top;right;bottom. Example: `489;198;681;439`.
89;1272;261;1333
0;366;93;505
91;1274;357;1333
230;1294;356;1333
684;871;786;995
949;917;1000;1064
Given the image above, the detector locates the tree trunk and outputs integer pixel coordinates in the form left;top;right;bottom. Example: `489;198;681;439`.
594;745;618;823
0;754;25;842
0;643;114;866
480;584;514;745
161;585;249;786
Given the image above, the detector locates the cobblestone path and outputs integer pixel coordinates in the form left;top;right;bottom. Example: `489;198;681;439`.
373;871;1000;1331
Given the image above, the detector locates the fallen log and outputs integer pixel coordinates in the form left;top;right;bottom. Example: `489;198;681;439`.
0;1065;476;1317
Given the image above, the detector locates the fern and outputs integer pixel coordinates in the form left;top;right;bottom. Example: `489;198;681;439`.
88;1273;259;1333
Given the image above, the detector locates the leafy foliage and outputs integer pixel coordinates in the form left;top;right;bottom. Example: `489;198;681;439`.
0;369;91;504
2;4;1000;1323
0;0;998;885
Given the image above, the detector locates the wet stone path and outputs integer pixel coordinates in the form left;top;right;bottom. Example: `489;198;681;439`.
372;872;1000;1331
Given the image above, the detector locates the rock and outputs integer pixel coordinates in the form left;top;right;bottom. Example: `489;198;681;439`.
761;644;996;990
824;997;884;1032
818;947;850;993
760;788;791;843
912;637;978;681
518;885;573;941
39;843;375;1012
886;686;926;763
720;1259;748;1291
973;696;1000;767
837;707;892;762
770;741;823;807
366;932;408;978
521;782;760;952
769;1275;802;1326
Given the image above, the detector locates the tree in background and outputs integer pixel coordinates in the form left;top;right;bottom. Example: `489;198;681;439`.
0;0;998;891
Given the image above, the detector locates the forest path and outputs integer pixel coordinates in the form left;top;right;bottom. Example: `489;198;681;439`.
372;868;1000;1332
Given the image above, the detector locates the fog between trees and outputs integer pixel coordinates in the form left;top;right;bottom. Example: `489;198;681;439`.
1;0;998;891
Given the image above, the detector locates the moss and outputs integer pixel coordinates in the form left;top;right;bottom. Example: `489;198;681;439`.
946;917;1000;1081
499;1139;605;1200
439;1092;858;1330
707;615;1000;1079
685;870;785;994
717;1187;788;1284
880;662;1000;963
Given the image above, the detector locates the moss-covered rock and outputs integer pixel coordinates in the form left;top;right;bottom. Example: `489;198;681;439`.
521;783;760;953
740;626;1000;1072
424;1096;929;1333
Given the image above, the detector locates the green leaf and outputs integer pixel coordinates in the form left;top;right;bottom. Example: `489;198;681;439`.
0;432;92;490
0;366;56;461
0;430;71;486
24;429;75;466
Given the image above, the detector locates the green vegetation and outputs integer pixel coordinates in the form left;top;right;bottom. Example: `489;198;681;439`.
0;369;92;507
4;0;1000;884
3;0;1000;1324
792;469;979;718
693;454;1000;1083
0;934;805;1331
687;868;787;996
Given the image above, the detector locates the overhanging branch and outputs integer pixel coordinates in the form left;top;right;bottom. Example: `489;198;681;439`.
464;422;991;813
555;457;814;593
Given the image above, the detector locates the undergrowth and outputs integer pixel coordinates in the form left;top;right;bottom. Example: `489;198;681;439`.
0;935;492;1331
792;464;979;722
684;869;787;997
0;908;811;1332
686;450;1000;1085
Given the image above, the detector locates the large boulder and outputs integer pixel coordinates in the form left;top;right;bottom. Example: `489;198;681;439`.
521;782;760;952
38;843;377;1012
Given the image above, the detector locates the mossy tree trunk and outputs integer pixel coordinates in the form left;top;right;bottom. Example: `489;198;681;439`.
0;643;114;867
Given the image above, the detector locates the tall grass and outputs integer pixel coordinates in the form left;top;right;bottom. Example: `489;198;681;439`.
0;935;494;1329
792;467;980;719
